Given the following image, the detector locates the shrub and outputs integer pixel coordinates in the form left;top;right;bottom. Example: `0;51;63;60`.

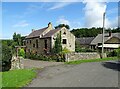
2;44;12;71
18;48;25;58
107;50;117;57
62;47;71;54
25;52;65;62
117;47;120;59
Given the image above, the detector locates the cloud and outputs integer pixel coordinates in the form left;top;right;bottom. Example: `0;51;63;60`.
56;16;84;29
57;16;70;25
48;2;71;10
3;0;119;2
13;20;29;27
83;1;107;27
83;1;118;28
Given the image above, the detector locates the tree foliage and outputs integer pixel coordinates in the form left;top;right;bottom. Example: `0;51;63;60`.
53;31;62;54
1;42;12;71
55;24;70;29
62;47;71;54
117;47;120;59
71;27;120;37
18;48;25;58
13;32;22;46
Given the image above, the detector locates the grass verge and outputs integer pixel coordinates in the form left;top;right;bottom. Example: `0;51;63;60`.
65;57;118;64
2;68;37;88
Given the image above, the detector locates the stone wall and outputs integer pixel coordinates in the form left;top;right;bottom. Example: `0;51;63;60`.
65;52;100;62
10;56;24;70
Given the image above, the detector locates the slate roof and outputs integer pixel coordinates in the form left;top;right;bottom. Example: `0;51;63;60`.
90;33;120;45
76;37;95;45
42;28;61;38
26;27;48;39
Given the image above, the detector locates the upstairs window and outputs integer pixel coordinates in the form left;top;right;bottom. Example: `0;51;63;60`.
33;44;35;48
27;40;28;44
44;39;47;49
30;40;31;44
62;39;67;44
36;39;38;48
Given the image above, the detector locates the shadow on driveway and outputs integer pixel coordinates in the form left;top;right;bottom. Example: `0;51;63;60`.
102;61;120;72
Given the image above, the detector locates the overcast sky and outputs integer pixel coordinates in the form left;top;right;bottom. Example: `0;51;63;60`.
2;0;119;39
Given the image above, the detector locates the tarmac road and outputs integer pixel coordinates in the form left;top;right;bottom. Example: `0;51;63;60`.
27;61;119;87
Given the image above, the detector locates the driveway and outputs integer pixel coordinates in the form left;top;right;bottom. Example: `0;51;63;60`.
22;59;63;69
25;60;119;87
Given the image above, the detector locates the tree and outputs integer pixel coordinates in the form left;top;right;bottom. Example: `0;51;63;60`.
55;24;70;29
1;42;12;71
13;32;22;46
18;48;25;58
70;27;120;38
53;31;62;54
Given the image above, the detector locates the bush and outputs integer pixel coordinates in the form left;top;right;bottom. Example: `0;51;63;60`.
2;44;12;71
62;47;71;54
25;52;65;62
18;48;25;58
107;50;117;57
117;47;120;59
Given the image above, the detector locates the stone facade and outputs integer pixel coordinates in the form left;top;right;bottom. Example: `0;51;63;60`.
25;38;51;54
65;52;100;62
24;23;75;54
51;27;75;52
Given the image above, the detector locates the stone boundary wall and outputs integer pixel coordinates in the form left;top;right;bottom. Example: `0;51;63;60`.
65;52;100;62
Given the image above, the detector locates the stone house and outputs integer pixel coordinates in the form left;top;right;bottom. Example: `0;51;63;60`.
76;37;95;48
23;22;75;54
90;32;120;51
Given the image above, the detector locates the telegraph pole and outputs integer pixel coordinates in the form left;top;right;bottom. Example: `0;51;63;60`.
102;12;105;58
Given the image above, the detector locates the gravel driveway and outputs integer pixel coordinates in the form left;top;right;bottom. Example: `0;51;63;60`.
22;59;63;69
25;60;119;87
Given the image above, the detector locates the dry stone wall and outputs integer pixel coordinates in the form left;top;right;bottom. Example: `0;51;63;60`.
65;52;100;62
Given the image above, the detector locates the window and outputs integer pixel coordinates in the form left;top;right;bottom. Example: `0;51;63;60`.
27;40;28;44
30;40;31;44
63;32;66;35
23;41;26;45
36;39;38;48
44;39;47;49
62;39;67;44
33;44;35;48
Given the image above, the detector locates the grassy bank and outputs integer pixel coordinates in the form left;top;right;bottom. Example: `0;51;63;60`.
2;68;37;88
65;57;118;64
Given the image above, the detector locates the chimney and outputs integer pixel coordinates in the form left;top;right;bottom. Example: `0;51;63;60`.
109;31;112;37
48;22;53;29
32;29;35;32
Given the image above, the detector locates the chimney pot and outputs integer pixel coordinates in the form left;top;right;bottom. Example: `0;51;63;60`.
48;22;52;28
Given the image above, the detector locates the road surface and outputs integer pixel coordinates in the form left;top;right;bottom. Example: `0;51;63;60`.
26;61;119;87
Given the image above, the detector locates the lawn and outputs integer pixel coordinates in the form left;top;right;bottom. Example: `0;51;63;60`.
2;68;37;88
65;57;118;64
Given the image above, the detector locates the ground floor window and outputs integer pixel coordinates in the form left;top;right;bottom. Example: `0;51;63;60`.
62;39;67;44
